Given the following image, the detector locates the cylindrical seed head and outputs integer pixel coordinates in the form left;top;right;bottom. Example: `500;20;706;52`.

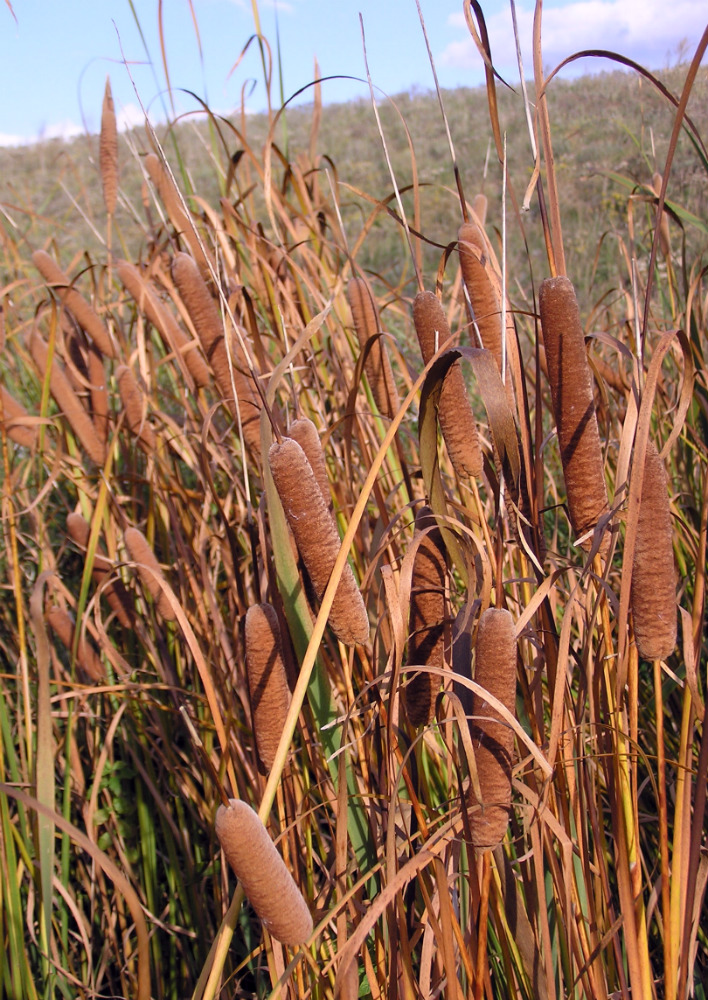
631;440;677;660
466;607;517;850
116;365;156;452
347;276;400;419
99;77;118;217
46;605;105;682
269;438;369;646
287;418;330;507
32;250;116;359
539;276;609;550
1;387;37;449
124;527;177;622
245;604;292;773
215;799;313;945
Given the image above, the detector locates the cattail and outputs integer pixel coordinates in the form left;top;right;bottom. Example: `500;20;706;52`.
46;605;105;681
245;604;292;773
631;440;677;660
347;276;400;419
471;194;488;227
215;799;313;945
171;252;261;448
144;153;214;276
466;607;517;851
1;386;37;448
99;77;118;217
404;506;448;728
116;365;156;452
457;222;516;409
287;417;330;506
651;172;672;258
269;438;369;646
28;328;106;465
124;527;177;622
539;276;609;550
66;512;133;628
87;345;109;444
117;259;210;388
413;291;482;479
32;250;116;359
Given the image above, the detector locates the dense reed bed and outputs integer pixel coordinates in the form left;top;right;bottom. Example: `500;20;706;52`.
0;4;706;999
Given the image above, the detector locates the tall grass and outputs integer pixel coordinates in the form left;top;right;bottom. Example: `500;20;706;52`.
0;4;706;999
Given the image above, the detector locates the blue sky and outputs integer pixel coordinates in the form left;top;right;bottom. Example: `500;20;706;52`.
0;0;706;146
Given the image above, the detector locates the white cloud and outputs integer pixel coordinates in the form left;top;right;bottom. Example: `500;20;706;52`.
116;102;145;133
442;0;707;77
0;132;26;147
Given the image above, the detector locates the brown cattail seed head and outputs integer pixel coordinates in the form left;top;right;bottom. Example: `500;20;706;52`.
46;605;105;681
116;365;156;451
28;328;106;466
171;252;261;450
67;513;133;628
347;276;400;419
124;527;176;622
144;153;214;276
404;506;448;728
287;418;330;507
631;440;677;660
32;250;116;359
1;387;37;448
539;276;609;549
413;291;482;479
99;77;118;216
215;799;313;945
245;604;292;773
269;438;369;646
466;607;517;850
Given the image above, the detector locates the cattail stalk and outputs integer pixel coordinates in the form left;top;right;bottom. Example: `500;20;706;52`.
99;77;118;217
1;387;37;448
171;252;260;449
413;290;482;479
116;365;156;452
466;607;517;851
67;513;132;628
117;259;210;388
347;276;400;419
631;440;676;660
215;799;313;945
404;506;448;728
269;438;369;646
124;527;177;622
28;329;106;465
651;173;671;259
539;276;609;549
32;250;116;359
245;604;292;773
46;605;105;681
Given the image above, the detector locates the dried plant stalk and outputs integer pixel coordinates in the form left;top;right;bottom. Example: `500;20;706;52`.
32;250;116;359
124;527;176;622
245;604;292;773
287;417;330;506
116;365;156;451
347;276;400;419
215;799;313;945
631;440;677;660
466;607;517;851
66;513;133;629
144;153;213;275
539;276;609;549
28;328;106;465
413;290;482;479
171;252;261;449
1;387;37;448
269;438;369;646
651;172;671;258
404;506;448;728
99;77;118;217
46;605;105;682
117;259;210;388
